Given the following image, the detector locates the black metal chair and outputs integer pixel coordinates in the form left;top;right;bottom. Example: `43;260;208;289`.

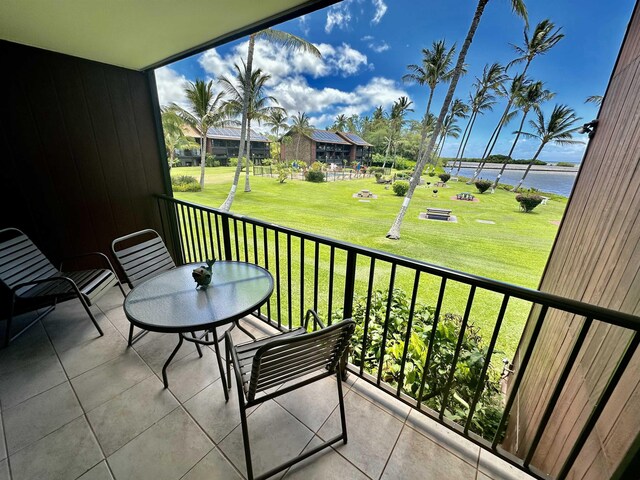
0;227;124;347
226;310;356;480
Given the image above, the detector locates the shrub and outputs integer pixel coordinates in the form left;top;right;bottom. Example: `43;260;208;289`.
228;157;238;167
275;162;290;184
393;181;409;196
306;170;325;182
439;173;451;183
475;180;492;194
171;175;201;192
205;155;220;167
516;194;543;212
333;288;505;440
556;162;575;167
375;172;382;181
394;157;415;171
261;159;272;166
370;167;385;174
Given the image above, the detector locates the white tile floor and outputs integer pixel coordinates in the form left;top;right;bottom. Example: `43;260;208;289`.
0;287;535;480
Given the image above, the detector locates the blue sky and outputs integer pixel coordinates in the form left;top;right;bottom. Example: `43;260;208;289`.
156;0;634;163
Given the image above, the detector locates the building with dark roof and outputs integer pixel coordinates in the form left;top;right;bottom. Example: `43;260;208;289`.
281;129;372;165
178;126;271;166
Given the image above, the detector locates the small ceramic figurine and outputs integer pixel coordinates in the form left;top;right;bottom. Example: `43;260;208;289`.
192;259;216;289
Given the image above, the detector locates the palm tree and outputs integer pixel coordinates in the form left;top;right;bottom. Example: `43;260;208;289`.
403;40;457;161
265;109;289;138
173;80;226;188
512;104;581;192
332;114;348;131
452;63;505;174
161;107;199;169
219;63;283;208
491;81;553;190
386;0;527;240
436;98;468;159
508;19;564;76
385;96;414;158
585;95;603;106
290;112;314;161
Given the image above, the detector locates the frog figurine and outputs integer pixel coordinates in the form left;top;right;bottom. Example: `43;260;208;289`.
192;259;216;289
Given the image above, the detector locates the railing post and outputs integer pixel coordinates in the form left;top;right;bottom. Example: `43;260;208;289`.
340;250;357;379
221;215;233;261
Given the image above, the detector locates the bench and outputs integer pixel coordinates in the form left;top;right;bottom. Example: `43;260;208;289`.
426;208;452;221
456;192;475;201
357;190;372;198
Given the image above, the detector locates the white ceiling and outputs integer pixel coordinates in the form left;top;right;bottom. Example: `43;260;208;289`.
0;0;321;70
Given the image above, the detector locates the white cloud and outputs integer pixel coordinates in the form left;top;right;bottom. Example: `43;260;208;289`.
369;41;390;53
325;0;353;33
155;66;189;108
299;15;310;35
371;0;387;24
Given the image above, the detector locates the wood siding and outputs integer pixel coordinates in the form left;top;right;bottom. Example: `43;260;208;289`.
503;4;640;479
0;41;170;289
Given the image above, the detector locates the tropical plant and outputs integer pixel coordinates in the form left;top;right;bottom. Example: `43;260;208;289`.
276;161;290;183
512;104;582;191
171;175;201;192
393;181;410;196
385;96;414;159
491;81;554;190
172;80;227;188
161;107;199;168
475;179;492;193
290;112;314;161
508;19;564;75
439;173;451;183
516;193;543;212
265;109;289;138
219;62;283;203
386;0;528;239
331;114;349;131
435;98;468;159
585;95;603;106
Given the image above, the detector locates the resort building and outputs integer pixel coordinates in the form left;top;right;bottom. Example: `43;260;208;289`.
281;129;373;165
177;127;270;166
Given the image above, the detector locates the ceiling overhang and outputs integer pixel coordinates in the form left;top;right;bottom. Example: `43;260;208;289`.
0;0;337;71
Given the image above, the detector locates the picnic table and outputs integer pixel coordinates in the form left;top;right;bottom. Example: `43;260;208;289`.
426;208;452;221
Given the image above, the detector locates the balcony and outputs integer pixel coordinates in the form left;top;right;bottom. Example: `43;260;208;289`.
0;286;533;480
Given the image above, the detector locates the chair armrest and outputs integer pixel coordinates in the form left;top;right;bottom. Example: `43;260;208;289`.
10;275;80;297
225;331;245;391
60;252;118;274
303;309;326;331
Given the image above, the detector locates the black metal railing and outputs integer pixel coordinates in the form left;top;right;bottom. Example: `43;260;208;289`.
156;194;639;480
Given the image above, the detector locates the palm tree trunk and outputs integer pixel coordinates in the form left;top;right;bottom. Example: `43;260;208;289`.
451;111;473;172
220;34;255;211
387;0;489;239
513;142;545;192
244;118;252;192
455;111;478;175
416;89;436;163
468;100;511;183
199;124;206;188
491;109;528;191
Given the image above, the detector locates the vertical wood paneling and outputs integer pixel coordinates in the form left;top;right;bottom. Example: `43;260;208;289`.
0;40;168;279
503;4;640;478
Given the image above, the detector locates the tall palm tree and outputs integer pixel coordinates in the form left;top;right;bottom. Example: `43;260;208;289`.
403;40;457;161
436;98;469;159
290;112;314;161
491;81;553;190
508;19;564;76
512;104;581;191
265;109;289;138
221;29;321;208
468;73;529;183
173;80;226;188
452;63;505;174
219;63;283;208
385;96;414;158
386;0;527;240
332;114;348;131
161;107;199;169
585;95;603;106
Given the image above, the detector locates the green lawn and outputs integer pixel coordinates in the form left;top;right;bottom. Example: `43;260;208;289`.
170;166;567;358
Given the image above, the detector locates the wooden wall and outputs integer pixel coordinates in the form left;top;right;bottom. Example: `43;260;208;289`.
0;41;171;285
503;4;640;479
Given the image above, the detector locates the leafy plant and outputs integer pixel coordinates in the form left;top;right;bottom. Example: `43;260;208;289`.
205;155;220;167
306;164;325;182
439;173;451;183
393;181;409;196
475;180;492;193
171;175;201;192
516;194;543;212
276;161;290;184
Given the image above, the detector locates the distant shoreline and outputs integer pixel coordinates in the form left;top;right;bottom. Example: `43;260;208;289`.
446;161;579;173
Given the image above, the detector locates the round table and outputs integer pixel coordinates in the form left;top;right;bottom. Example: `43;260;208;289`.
124;261;274;393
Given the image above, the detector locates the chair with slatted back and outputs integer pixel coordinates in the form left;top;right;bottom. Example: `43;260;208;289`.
0;228;124;348
111;229;177;345
226;310;356;480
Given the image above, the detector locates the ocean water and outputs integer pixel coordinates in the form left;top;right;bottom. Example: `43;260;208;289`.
453;168;579;197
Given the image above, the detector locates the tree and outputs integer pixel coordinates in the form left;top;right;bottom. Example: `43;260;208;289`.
331;114;348;131
265;109;289;139
161;107;199;168
512;104;581;192
491;81;553;190
585;95;603;106
508;19;564;76
385;96;414;158
403;40;457;162
219;63;283;209
436;98;468;159
220;28;321;211
173;80;226;188
290;112;314;161
386;0;528;240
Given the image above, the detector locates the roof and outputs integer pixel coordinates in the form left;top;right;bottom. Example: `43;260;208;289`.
308;130;351;145
0;0;325;71
336;132;373;147
205;127;270;142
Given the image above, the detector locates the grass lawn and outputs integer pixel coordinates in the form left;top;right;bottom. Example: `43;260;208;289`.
170;166;567;358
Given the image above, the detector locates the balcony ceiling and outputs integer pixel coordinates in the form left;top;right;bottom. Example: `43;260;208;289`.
0;0;325;71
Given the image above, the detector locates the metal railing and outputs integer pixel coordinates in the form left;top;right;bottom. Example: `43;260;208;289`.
156;194;639;480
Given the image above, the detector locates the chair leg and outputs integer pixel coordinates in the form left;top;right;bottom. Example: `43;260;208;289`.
3;297;15;348
336;372;348;444
239;402;254;480
211;329;229;401
191;332;203;357
162;334;184;388
78;295;103;337
128;323;135;346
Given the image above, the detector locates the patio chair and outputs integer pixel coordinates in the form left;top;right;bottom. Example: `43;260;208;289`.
226;310;356;480
0;227;124;347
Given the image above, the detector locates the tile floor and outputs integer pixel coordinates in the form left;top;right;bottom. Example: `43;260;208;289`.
0;287;535;480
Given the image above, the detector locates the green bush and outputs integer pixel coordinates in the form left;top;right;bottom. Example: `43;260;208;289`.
394;157;415;171
439;173;451;183
475;180;492;194
516;194;543;212
370;167;385;174
333;288;505;440
205;155;220;167
228;157;238;167
393;181;409;196
305;170;325;182
261;159;272;166
171;175;201;192
275;162;290;184
556;162;575;167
